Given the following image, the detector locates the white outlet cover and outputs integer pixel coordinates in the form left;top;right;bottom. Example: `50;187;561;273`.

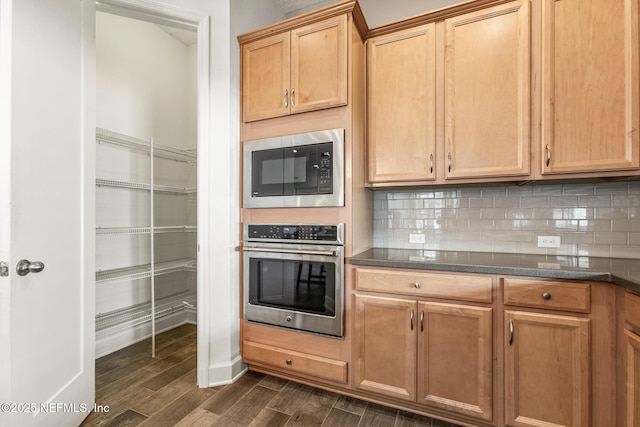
409;233;426;244
537;236;561;248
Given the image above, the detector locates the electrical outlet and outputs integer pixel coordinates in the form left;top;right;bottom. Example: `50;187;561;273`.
409;233;426;244
537;235;561;248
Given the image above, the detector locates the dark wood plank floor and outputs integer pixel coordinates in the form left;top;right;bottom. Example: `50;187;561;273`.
81;324;464;427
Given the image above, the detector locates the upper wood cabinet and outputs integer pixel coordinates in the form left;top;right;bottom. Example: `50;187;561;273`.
444;0;530;180
241;15;348;122
366;0;530;186
367;24;436;183
540;0;640;175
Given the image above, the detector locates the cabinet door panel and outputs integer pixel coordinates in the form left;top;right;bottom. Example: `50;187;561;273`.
444;0;530;179
626;330;640;427
242;33;290;122
541;0;640;174
353;295;416;401
290;15;347;114
367;24;436;183
505;311;590;427
418;302;493;421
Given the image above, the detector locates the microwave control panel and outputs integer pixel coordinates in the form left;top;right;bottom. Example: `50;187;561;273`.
246;224;342;244
318;147;333;194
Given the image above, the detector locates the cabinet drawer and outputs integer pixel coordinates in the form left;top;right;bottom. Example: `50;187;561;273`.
243;341;347;384
625;292;640;331
503;278;590;313
355;268;492;303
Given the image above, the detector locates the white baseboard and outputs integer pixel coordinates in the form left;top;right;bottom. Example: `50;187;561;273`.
206;355;247;387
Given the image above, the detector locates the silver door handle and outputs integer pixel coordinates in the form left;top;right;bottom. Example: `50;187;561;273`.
0;261;8;277
16;259;45;276
243;247;338;257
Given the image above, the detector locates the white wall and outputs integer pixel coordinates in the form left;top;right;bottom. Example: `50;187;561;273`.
96;12;196;150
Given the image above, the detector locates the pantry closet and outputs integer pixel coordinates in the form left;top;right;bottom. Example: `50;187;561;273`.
94;11;198;358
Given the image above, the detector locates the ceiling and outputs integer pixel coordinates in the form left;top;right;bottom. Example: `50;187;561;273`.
275;0;329;14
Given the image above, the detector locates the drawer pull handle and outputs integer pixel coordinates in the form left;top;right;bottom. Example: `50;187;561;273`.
413;282;422;289
542;292;551;300
285;359;292;365
509;319;514;346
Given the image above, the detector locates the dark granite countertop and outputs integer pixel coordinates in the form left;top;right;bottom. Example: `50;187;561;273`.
349;248;640;294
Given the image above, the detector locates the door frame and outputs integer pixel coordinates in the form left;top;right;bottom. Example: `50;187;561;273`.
95;0;212;387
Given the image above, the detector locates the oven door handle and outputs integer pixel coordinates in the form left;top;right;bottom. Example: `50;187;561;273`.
242;247;339;257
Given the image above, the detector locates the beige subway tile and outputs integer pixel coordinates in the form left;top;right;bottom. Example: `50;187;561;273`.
520;196;549;208
595;207;628;219
576;244;611;257
561;232;594;244
578;220;612;232
578;195;611;207
594;232;628;245
611;245;640;259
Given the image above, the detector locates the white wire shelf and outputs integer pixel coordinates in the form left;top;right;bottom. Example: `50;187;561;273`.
96;258;197;283
96;127;197;162
96;178;197;194
96;226;197;235
95;290;197;335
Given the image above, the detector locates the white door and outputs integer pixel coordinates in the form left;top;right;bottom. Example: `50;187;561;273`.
0;0;96;426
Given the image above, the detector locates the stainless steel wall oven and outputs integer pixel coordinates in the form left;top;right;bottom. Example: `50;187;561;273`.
242;223;344;337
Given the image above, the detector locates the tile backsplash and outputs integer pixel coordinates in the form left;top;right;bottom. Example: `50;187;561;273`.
373;181;640;259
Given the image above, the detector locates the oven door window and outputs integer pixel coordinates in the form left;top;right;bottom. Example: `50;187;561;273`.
248;258;336;316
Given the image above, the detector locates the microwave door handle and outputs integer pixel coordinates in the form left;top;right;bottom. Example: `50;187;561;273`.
242;247;338;257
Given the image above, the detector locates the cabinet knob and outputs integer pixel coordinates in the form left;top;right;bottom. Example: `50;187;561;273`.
285;359;292;365
542;292;551;300
413;282;422;289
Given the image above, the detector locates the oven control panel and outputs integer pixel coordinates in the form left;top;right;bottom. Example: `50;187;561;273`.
246;223;342;244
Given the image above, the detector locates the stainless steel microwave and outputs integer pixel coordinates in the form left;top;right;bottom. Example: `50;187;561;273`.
242;128;344;209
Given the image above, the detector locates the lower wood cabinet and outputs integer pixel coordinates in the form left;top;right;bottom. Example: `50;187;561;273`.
243;340;348;384
624;292;640;427
624;330;640;427
504;311;590;427
353;294;494;421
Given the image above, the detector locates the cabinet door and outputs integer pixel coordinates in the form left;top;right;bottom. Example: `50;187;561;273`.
241;32;290;122
367;24;436;183
417;302;493;421
444;0;530;179
290;15;347;115
505;311;590;427
353;295;416;401
626;330;640;427
541;0;640;174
